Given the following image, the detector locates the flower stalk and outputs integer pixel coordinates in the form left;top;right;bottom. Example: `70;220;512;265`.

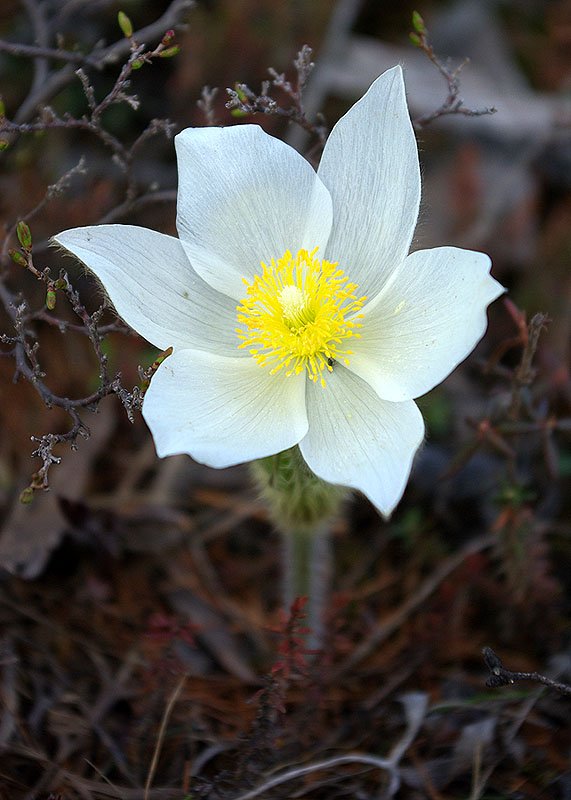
251;447;346;642
282;523;331;646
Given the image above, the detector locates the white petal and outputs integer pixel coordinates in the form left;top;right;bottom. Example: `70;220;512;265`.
299;367;425;517
347;247;505;401
318;66;421;299
143;349;308;467
175;125;333;299
54;225;240;355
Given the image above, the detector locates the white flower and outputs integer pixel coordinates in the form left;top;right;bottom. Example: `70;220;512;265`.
54;66;504;517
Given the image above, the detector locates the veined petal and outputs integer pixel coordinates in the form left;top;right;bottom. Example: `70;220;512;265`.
347;247;505;401
299;367;425;517
175;125;333;300
143;350;308;467
54;225;239;355
318;66;420;299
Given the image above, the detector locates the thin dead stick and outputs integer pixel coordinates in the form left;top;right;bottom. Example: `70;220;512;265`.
470;683;545;800
83;759;121;791
334;534;495;676
232;754;397;800
144;673;187;800
482;647;571;696
233;692;427;800
6;0;194;125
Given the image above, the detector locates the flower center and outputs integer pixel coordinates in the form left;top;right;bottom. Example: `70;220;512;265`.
236;248;366;387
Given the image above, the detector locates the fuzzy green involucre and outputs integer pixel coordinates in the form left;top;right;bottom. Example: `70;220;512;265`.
251;446;348;534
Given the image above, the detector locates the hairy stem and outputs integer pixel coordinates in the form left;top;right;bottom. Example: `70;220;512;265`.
283;523;331;645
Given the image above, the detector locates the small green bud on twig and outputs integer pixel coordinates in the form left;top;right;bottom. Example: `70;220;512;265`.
20;486;34;504
159;45;180;58
131;58;144;70
412;11;426;34
0;97;5;118
9;248;28;267
46;287;56;310
118;10;133;38
16;220;32;250
152;346;173;369
230;84;249;117
140;346;173;391
0;139;9;151
234;84;248;102
409;32;422;47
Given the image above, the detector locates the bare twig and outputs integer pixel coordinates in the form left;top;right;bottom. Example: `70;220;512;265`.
409;13;496;129
0;5;191;493
22;0;50;96
1;44;174;176
3;0;194;125
472;652;571;798
507;312;550;420
233;693;427;800
0;256;144;493
334;535;495;676
225;45;327;147
197;86;219;126
144;674;187;800
96;189;177;225
1;158;87;263
483;647;571;696
0;40;97;66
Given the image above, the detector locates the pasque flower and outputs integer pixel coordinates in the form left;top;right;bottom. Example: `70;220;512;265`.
54;66;504;517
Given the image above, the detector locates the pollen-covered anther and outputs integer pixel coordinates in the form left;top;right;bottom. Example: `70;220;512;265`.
236;248;366;387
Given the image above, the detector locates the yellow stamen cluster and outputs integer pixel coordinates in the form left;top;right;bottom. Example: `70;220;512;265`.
236;248;366;387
